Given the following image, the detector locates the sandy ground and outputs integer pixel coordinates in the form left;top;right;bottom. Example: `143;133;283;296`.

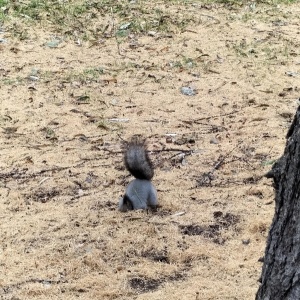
1;1;300;299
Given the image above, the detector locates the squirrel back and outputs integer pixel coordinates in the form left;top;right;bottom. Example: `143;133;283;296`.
119;136;158;212
123;137;154;180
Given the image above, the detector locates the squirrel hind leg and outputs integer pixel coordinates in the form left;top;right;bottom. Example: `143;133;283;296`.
119;194;134;212
147;205;158;213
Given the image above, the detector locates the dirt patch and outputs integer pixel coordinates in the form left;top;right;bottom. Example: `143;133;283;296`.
129;272;184;293
180;211;240;244
28;187;61;203
129;277;162;292
141;247;170;264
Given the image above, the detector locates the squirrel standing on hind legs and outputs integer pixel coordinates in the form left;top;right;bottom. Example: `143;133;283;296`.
118;136;158;212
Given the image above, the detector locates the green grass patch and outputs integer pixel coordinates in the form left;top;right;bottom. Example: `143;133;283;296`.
63;67;106;84
206;0;298;4
1;76;25;86
2;0;196;40
1;0;298;41
0;0;8;22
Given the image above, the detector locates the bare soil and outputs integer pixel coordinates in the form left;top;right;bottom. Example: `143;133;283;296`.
1;2;300;299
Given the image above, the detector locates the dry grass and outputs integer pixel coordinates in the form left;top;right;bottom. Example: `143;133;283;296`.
1;0;300;299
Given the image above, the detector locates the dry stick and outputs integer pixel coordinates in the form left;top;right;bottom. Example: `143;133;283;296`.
101;147;194;154
186;109;240;122
0;146;193;182
2;278;64;291
213;141;242;170
219;157;256;171
117;132;126;143
209;81;227;93
183;121;226;132
199;13;221;24
0;160;93;182
59;133;109;143
0;166;70;181
167;150;193;161
197;142;242;186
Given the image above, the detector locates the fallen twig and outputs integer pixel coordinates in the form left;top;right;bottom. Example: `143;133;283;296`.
196;141;242;187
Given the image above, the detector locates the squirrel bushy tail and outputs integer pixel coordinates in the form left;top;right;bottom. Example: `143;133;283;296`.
123;137;154;180
118;136;158;212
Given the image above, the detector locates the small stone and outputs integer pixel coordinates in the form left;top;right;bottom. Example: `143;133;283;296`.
180;86;196;96
148;31;157;36
119;23;131;30
286;71;299;77
278;92;287;97
28;75;39;81
166;136;172;143
210;136;219;144
110;99;119;106
258;256;264;263
116;265;124;271
242;239;251;245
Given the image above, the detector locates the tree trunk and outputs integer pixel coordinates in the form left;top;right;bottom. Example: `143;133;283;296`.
256;106;300;300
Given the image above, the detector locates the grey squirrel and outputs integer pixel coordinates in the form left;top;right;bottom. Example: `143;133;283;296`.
118;137;158;212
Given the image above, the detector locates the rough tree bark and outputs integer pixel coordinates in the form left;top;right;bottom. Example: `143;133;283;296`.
256;106;300;300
